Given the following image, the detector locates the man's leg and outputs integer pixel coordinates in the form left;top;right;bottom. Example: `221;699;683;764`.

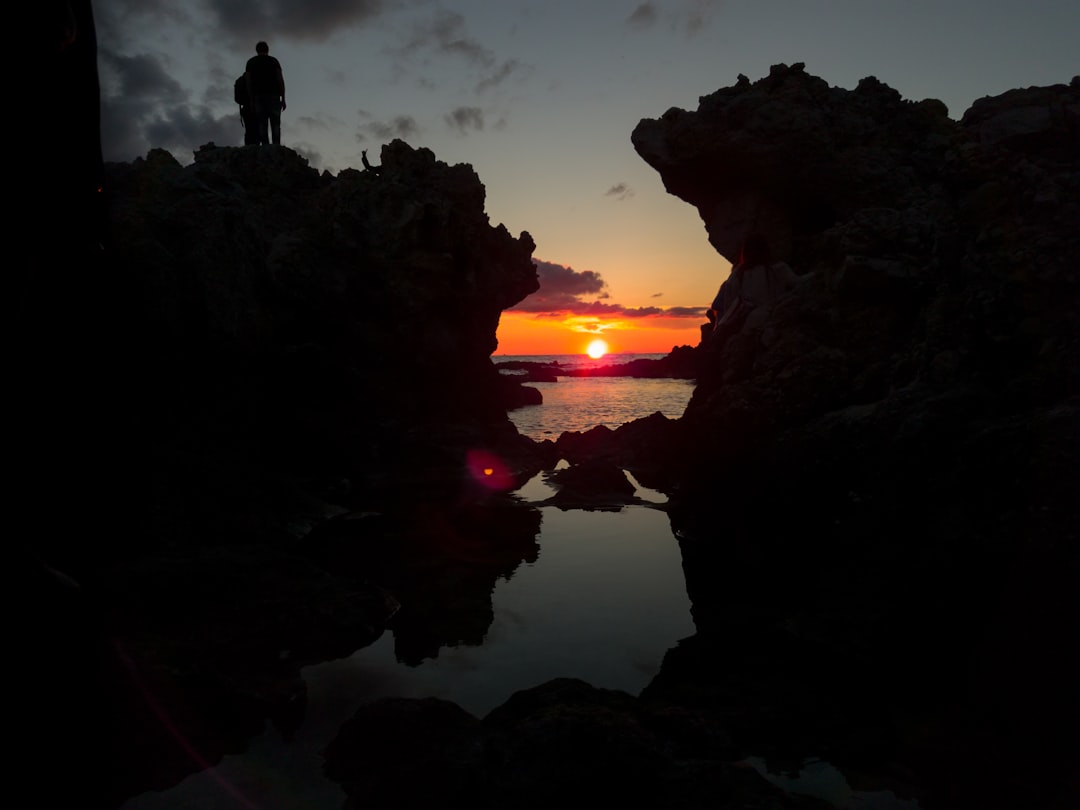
268;102;282;146
253;98;270;144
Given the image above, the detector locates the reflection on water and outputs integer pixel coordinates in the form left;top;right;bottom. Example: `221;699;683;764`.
314;504;692;715
121;480;693;810
508;376;694;440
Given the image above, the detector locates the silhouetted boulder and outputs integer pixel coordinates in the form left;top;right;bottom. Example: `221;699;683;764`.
630;64;1079;810
323;678;820;809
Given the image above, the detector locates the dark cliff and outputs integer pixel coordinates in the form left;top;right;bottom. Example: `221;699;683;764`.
100;139;543;547
21;132;550;804
630;62;1078;537
626;64;1079;808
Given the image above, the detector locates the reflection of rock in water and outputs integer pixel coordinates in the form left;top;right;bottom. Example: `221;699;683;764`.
305;498;542;665
98;544;398;805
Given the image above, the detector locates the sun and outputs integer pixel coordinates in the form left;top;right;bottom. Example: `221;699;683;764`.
586;339;609;359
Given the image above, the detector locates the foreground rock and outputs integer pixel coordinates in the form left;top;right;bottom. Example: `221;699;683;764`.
324;678;823;809
24;137;553;805
624;64;1079;809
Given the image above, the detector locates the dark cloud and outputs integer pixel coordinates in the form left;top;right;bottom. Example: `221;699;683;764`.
626;1;721;36
445;107;484;133
476;59;524;92
627;3;658;28
100;49;186;103
204;65;234;106
356;114;420;142
298;115;331;130
509;260;607;313
683;0;723;35
394;8;528;95
144;106;244;155
605;183;634;201
95;1;195;44
664;306;709;318
99;48;215;161
508;260;704;320
206;0;387;44
401;8;493;66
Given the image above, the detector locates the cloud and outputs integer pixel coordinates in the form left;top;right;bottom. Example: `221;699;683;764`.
476;59;524;92
508;260;705;320
510;260;608;313
297;115;331;130
144;106;244;158
100;49;186;104
400;8;493;66
605;183;634;201
685;0;723;35
627;3;658;28
626;0;722;36
392;8;528;95
205;0;389;44
663;306;709;318
445;107;484;133
99;48;230;161
357;114;420;142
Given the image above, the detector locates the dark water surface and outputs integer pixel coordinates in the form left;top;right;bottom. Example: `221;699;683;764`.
121;471;694;809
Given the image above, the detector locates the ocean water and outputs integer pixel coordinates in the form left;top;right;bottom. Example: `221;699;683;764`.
495;353;696;440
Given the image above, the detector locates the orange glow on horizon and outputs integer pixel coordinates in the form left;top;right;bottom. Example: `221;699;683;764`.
495;311;701;356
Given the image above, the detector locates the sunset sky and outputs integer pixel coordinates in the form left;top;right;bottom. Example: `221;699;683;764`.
96;1;1078;356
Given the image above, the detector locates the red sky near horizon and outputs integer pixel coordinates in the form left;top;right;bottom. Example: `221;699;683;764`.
495;311;702;356
494;257;709;356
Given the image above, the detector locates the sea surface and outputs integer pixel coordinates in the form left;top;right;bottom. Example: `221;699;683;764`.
120;358;698;809
494;353;696;440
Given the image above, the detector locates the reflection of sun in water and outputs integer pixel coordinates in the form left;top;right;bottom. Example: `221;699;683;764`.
586;339;609;359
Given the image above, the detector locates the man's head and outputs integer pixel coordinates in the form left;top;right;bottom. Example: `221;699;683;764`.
255;41;269;54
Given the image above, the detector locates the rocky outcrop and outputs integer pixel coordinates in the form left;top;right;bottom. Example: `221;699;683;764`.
630;62;1079;523
323;678;822;809
627;65;1079;809
24;138;551;805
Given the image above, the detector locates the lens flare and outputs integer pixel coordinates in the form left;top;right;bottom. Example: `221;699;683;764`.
465;448;514;491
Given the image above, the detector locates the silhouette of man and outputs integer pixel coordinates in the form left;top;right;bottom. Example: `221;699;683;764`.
244;41;286;145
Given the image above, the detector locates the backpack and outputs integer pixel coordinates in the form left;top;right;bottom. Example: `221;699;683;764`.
233;75;248;107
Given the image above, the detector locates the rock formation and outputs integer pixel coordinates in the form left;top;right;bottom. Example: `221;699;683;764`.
24;136;554;804
23;36;1079;807
624;64;1079;809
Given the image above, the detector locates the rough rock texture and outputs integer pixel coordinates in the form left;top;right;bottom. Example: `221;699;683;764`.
324;678;823;809
25;139;552;805
627;65;1079;809
104;140;541;523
